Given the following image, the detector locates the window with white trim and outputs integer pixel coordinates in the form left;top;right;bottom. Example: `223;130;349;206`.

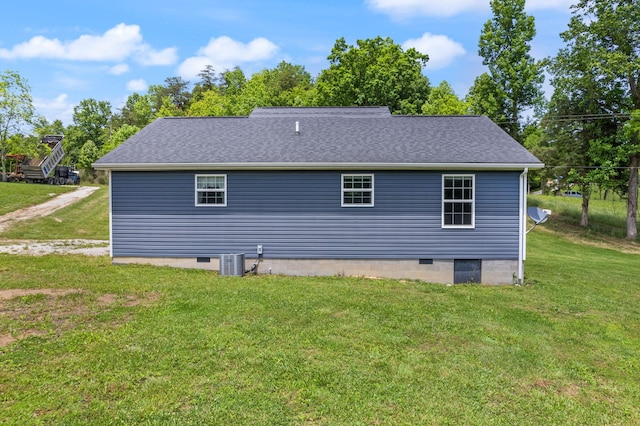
342;174;374;207
195;174;227;206
442;175;474;227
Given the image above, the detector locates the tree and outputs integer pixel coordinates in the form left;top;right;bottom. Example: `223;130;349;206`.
422;81;468;115
77;140;99;172
0;70;34;182
6;117;65;161
32;116;65;139
478;0;544;140
100;124;140;156
228;62;316;115
63;98;111;166
218;67;246;97
148;77;192;115
163;76;192;111
154;96;184;118
561;0;640;240
188;89;229;117
316;37;430;114
541;92;619;227
263;61;315;106
544;27;624;227
118;93;153;128
194;65;219;98
71;98;112;150
466;73;508;123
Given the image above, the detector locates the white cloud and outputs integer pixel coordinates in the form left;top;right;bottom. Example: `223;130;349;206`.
126;79;147;92
109;63;130;75
527;0;576;11
0;23;177;66
366;0;575;18
33;94;75;125
403;33;466;70
138;47;178;66
178;36;278;78
366;0;486;18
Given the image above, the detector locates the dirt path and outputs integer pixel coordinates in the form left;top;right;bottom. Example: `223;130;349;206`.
0;186;99;233
0;239;109;256
0;186;109;256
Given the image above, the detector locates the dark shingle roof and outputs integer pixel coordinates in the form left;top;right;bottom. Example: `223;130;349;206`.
94;107;542;170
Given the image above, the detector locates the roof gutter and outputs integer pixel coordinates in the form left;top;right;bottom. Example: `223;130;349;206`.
93;161;545;172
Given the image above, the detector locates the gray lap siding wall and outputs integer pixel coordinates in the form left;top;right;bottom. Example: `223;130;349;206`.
110;170;520;259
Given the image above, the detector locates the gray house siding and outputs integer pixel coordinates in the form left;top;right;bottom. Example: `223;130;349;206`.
110;170;520;259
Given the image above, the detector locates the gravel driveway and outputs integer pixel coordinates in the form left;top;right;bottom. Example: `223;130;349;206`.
0;186;109;256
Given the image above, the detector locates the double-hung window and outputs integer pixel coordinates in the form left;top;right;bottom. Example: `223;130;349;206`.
342;174;374;207
442;175;474;228
195;174;227;206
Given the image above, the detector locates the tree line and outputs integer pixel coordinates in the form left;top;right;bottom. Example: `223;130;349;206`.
1;0;638;239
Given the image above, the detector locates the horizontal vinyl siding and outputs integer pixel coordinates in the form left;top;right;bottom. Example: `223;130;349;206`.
111;170;520;259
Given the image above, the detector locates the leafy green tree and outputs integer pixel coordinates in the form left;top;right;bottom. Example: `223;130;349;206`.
5;117;64;162
77;140;99;172
154;96;184;118
227;62;315;115
316;36;430;114
230;71;273;115
189;62;315;117
32;117;65;139
1;70;34;182
544;25;625;227
188;90;230;117
422;81;468;115
560;0;640;239
218;67;246;97
118;93;153;128
466;73;508;124
477;0;544;140
542;92;619;226
100;124;140;156
71;98;112;150
148;77;192;115
263;61;315;106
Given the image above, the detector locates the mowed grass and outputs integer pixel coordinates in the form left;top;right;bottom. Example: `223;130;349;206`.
0;185;109;240
529;194;639;242
0;189;639;424
0;182;74;216
1;232;639;424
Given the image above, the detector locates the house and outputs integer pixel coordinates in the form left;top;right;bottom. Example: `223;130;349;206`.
93;107;543;284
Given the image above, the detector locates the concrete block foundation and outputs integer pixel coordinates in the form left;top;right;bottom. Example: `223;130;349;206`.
113;257;519;285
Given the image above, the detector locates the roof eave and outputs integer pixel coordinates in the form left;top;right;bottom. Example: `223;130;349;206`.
93;162;544;172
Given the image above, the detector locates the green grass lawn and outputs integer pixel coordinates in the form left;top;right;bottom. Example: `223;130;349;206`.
0;189;639;424
1;229;639;424
529;194;639;241
0;185;109;240
0;182;75;216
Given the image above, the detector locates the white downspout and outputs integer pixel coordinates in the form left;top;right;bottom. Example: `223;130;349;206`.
108;170;113;259
518;168;528;285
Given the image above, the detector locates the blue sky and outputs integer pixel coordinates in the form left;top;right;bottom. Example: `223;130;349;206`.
1;0;575;125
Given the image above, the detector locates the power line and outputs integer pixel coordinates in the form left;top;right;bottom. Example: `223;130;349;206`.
493;112;633;125
540;165;636;169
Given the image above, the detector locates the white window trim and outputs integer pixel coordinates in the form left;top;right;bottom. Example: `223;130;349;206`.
442;174;475;229
195;174;227;207
341;174;374;207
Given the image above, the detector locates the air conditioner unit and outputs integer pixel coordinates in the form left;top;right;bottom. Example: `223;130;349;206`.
220;253;245;276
